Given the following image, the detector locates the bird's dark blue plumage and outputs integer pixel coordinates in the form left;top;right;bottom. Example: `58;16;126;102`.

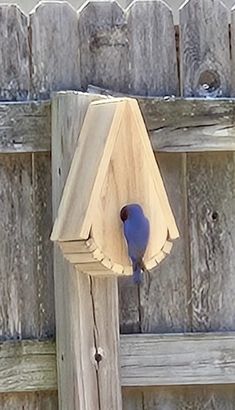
120;204;150;284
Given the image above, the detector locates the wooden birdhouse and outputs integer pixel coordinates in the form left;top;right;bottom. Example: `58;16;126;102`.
51;98;179;276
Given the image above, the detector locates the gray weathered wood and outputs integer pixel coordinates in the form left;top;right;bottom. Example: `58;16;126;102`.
139;98;235;152
52;91;122;410
0;340;56;392
78;1;128;92
230;7;235;96
127;0;178;96
121;333;235;386
0;391;58;409
3;332;235;392
30;2;80;99
128;385;235;410
138;152;190;334
2;98;235;153
0;5;29;101
180;0;230;97
0;102;50;152
187;152;235;331
0;153;54;340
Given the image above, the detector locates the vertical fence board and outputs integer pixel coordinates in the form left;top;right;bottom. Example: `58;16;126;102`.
187;152;235;331
0;5;29;101
179;0;230;97
127;0;178;96
78;1;128;92
33;153;55;338
0;153;54;340
139;153;190;333
230;7;235;96
0;391;58;409
133;385;235;410
30;2;80;99
52;92;122;410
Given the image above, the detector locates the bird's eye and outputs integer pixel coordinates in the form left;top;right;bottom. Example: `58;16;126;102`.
120;206;128;221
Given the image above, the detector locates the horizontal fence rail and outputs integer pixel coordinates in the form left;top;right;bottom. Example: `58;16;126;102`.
1;95;235;153
2;332;235;392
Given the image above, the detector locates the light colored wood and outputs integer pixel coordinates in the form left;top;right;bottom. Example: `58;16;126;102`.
127;0;178;96
0;340;56;393
78;1;128;92
0;5;29;101
52;91;122;410
0;153;55;340
59;239;96;253
180;0;230;97
121;332;235;386
0;102;50;152
187;152;235;331
52;97;179;276
30;1;80;99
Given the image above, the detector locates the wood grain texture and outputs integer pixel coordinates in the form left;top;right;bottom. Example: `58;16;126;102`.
3;332;235;392
127;0;178;96
30;2;80;99
187;152;235;331
0;340;56;392
0;391;58;409
0;153;54;340
121;333;235;386
139;98;235;152
0;5;29;101
52;91;122;410
180;0;230;97
2;98;235;153
0;102;51;153
123;385;235;410
78;1;128;92
231;7;235;96
139;153;190;334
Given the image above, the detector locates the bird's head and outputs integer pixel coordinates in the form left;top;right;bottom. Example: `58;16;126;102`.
120;204;144;222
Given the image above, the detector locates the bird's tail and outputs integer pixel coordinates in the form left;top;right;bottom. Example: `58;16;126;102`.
133;259;150;285
133;265;142;284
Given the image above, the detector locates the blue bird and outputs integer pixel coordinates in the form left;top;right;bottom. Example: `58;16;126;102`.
120;204;150;284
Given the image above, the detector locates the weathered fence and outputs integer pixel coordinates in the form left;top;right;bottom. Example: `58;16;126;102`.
0;0;235;409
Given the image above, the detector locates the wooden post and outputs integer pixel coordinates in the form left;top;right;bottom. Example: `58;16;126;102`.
51;91;122;410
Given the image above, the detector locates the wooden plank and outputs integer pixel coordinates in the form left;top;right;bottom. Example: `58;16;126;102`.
187;152;235;331
127;0;178;96
0;102;50;153
0;153;55;340
139;98;235;152
125;385;235;410
30;2;80;99
1;98;235;153
231;7;235;96
180;0;230;97
0;391;58;409
78;1;128;92
0;340;56;393
120;333;235;386
52;91;122;410
3;333;235;392
0;5;29;101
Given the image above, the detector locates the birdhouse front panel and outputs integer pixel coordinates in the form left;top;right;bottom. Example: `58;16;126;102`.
51;97;179;277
